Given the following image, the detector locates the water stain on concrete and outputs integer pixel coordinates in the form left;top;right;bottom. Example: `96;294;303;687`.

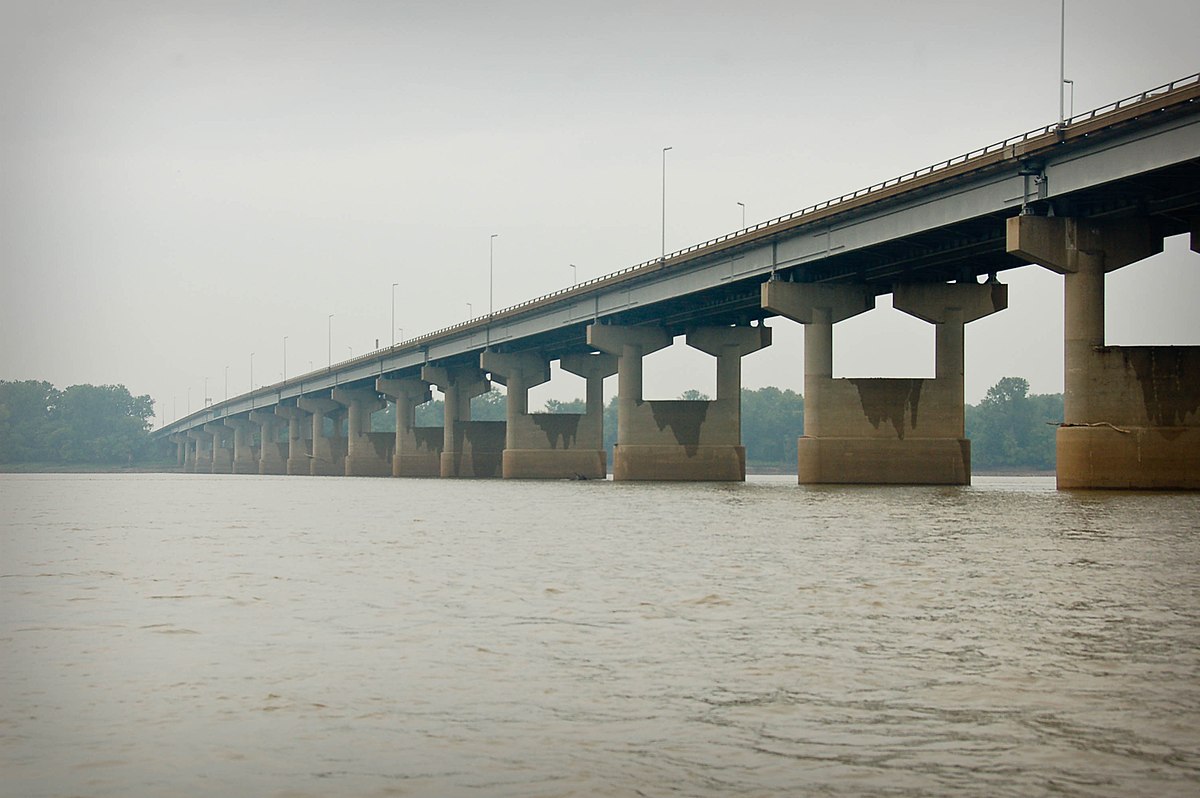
413;427;444;453
849;379;924;439
649;400;709;457
1121;346;1200;427
531;413;582;450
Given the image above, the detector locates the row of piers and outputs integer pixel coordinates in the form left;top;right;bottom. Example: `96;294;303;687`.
171;216;1198;489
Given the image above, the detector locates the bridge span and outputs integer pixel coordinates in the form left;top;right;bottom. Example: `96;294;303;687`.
158;74;1200;489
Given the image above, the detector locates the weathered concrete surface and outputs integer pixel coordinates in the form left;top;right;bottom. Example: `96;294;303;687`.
797;438;971;484
204;422;234;474
377;377;442;478
224;416;260;475
251;410;288;475
333;387;392;477
589;324;768;481
275;404;311;476
423;364;503;478
764;279;1003;485
482;350;616;479
299;396;346;476
170;434;187;470
1008;215;1198;489
182;430;203;473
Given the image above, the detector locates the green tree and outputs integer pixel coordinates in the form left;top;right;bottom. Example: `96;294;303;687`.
0;380;60;462
543;398;586;414
741;386;804;465
966;377;1061;471
47;384;155;463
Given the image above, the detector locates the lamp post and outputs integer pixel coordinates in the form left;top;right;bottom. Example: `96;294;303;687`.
283;336;288;381
489;234;498;317
467;302;473;318
204;376;209;407
224;365;228;401
570;263;577;286
397;327;404;341
187;387;191;415
1063;78;1074;120
249;353;254;391
737;201;745;229
391;282;399;347
662;146;672;260
327;314;333;368
1059;0;1066;125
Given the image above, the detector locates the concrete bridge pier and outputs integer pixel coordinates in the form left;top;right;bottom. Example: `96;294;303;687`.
1008;215;1199;489
298;396;346;476
224;416;259;474
203;422;234;474
170;433;187;470
377;377;443;477
187;427;213;473
423;364;504;478
763;280;1005;484
481;350;616;479
275;404;312;476
251;410;288;475
332;387;392;477
588;323;770;481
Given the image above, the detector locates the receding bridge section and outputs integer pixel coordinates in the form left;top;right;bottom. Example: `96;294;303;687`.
159;74;1200;489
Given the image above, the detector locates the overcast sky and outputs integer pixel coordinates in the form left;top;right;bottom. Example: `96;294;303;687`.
2;0;1198;424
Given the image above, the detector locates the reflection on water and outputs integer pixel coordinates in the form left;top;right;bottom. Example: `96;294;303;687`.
2;474;1199;797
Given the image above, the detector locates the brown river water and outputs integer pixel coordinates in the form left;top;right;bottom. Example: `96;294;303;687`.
2;473;1199;797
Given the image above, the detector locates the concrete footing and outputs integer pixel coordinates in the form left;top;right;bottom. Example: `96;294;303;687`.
377;377;442;477
797;437;970;484
614;444;746;481
423;364;503;478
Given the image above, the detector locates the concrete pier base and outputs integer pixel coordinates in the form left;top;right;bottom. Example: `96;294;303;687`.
251;410;288;475
224;417;259;475
378;376;443;477
613;444;746;482
589;323;769;481
423;364;503;478
797;437;970;484
1008;215;1198;489
204;422;234;474
299;396;346;476
333;388;392;477
275;405;312;476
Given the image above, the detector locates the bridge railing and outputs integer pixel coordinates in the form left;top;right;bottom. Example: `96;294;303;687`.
401;72;1200;350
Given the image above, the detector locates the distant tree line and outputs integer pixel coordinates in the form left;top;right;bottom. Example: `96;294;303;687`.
965;377;1062;471
0;380;157;464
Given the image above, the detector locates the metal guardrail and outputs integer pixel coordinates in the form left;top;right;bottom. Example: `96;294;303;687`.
165;72;1200;431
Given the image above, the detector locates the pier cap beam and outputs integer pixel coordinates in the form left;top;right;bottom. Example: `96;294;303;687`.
892;282;1008;324
1006;216;1161;274
761;281;875;324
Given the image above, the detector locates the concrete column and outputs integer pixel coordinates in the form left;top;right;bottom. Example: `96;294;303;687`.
377;376;442;477
274;404;312;476
588;323;769;481
223;416;259;475
763;280;1005;484
560;351;619;466
170;433;187;470
186;428;213;473
203;422;234;474
298;396;345;476
422;364;503;478
1008;215;1197;489
251;410;288;475
332;387;391;477
481;350;616;479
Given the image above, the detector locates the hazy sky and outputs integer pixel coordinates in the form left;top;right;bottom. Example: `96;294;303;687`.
2;0;1198;424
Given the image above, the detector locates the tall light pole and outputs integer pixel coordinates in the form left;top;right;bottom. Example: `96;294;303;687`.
224;365;228;401
489;234;499;317
397;327;404;341
570;263;577;286
1063;78;1074;120
327;314;333;368
662;146;672;260
283;336;288;381
1059;0;1066;125
187;387;191;414
737;201;746;229
249;353;254;391
391;282;399;347
203;376;209;407
467;302;473;318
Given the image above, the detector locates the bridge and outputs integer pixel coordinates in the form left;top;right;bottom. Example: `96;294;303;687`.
157;73;1200;489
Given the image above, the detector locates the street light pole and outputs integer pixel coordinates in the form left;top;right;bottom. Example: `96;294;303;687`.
283;336;288;381
570;263;577;286
467;302;473;318
204;376;208;407
1063;78;1074;120
391;282;398;347
249;353;254;391
224;365;228;401
737;201;745;229
489;234;498;317
1059;0;1066;125
662;146;672;260
327;314;333;368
